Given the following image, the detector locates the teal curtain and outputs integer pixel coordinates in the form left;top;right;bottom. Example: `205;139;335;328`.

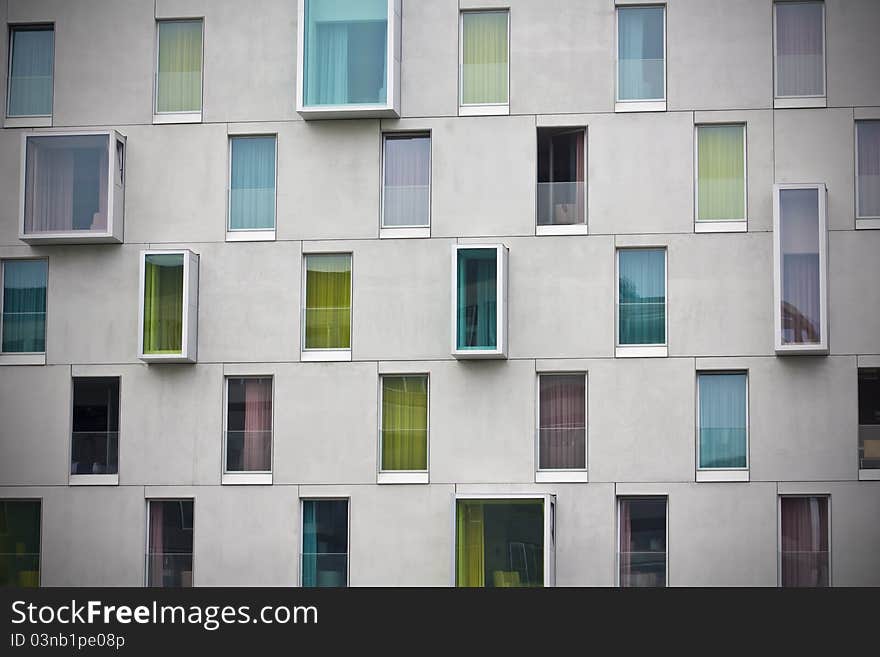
7;27;54;117
2;260;47;353
699;373;747;468
457;249;497;350
618;6;664;101
301;501;318;587
301;500;347;588
229;136;276;230
618;249;665;345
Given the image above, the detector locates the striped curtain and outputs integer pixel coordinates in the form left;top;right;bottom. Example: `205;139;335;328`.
455;501;485;587
857;121;880;218
539;374;586;470
775;1;824;97
7;27;53;117
698;373;747;468
381;376;428;471
382;134;431;227
780;497;829;587
618;249;665;346
697;125;745;221
461;11;508;105
304;254;351;350
1;260;47;353
229;136;276;231
156;21;203;113
143;254;184;354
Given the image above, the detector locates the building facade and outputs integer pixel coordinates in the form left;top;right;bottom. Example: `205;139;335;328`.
1;0;879;587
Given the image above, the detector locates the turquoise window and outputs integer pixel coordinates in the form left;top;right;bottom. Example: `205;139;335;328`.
2;260;47;353
698;373;748;469
617;6;665;102
229;136;276;231
618;249;665;346
301;499;348;587
456;248;498;351
7;25;54;117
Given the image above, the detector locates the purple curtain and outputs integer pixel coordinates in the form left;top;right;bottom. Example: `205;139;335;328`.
782;254;820;344
775;2;824;96
858;121;880;217
781;497;829;587
383;134;430;227
148;502;164;587
243;378;272;471
539;374;586;469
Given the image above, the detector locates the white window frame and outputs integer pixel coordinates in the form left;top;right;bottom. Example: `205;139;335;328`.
772;183;828;355
144;498;195;588
694;123;748;233
18;130;126;244
458;9;511;117
451;244;508;360
773;1;826;109
153;18;204;124
226;134;277;242
616;495;668;587
535;372;588;483
855;120;880;228
301;252;353;362
0;257;48;366
5;23;54;128
776;494;831;587
615;247;668;358
299;496;350;587
137;249;200;363
380;131;432;239
68;375;121;487
695;370;749;482
377;373;429;484
614;4;667;113
295;0;400;119
535;126;589;236
221;375;273;485
451;493;556;588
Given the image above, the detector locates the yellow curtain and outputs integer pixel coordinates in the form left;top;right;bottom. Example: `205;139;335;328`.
381;376;428;471
462;12;508;105
305;254;351;349
697;125;745;221
455;501;484;587
143;254;184;354
157;20;203;113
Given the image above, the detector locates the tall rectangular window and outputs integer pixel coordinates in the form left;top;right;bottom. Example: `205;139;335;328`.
697;372;748;479
224;377;273;481
155;20;203;118
459;10;509;115
301;499;348;587
0;500;41;587
139;250;199;363
774;1;825;105
1;259;47;356
302;254;352;359
616;5;665;110
380;375;428;482
858;368;880;475
71;377;119;481
537;374;587;480
779;496;829;587
536;127;587;231
695;124;746;229
146;500;193;588
381;133;431;233
618;497;666;588
6;25;54;119
228;136;276;237
856;120;880;223
616;249;666;356
453;245;508;359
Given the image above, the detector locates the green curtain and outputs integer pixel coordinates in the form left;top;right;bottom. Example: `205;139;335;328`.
618;249;665;345
455;500;485;587
461;12;508;105
699;373;747;468
156;20;203;113
0;500;41;587
697;125;745;221
381;376;428;471
456;249;497;350
143;254;184;354
304;254;351;350
1;259;47;353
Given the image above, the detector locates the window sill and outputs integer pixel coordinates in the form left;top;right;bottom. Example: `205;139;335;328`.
774;343;829;356
452;348;507;360
69;474;118;486
536;223;589;236
694;220;747;233
20;231;121;244
615;345;667;358
138;352;197;364
856;218;880;230
226;230;276;242
535;470;588;483
0;353;46;366
297;104;399;120
459;104;509;117
5;115;52;128
615;100;666;113
153;112;202;125
377;471;429;484
696;469;749;483
858;469;880;481
222;472;272;485
301;349;351;362
774;96;826;109
380;226;430;239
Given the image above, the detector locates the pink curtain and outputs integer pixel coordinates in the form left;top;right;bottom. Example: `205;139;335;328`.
781;497;829;587
148;502;164;587
243;379;272;471
539;375;586;469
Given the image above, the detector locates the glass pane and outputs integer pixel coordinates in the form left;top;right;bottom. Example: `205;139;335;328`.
304;254;351;350
779;188;821;345
456;499;544;587
618;498;666;588
24;135;110;234
539;374;586;470
156;20;203;113
775;1;824;97
7;27;53;117
618;6;665;101
2;259;47;353
381;375;428;471
143;254;184;354
698;373;747;469
618;249;665;346
461;11;508;105
226;378;273;472
301;499;348;587
537;128;586;226
456;249;498;351
857;121;880;218
780;496;829;587
303;0;388;106
147;500;194;588
697;125;745;221
71;377;120;475
382;134;431;227
229;136;276;231
0;500;41;587
858;368;880;470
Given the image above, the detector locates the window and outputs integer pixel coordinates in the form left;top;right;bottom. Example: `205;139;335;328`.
146;500;194;588
616;5;665;112
0;259;47;365
856;120;880;226
138;250;199;363
154;20;203;122
6;25;53;123
224;377;273;484
379;374;428;484
536;127;587;234
297;0;400;118
228;135;276;240
616;248;666;357
779;496;829;587
452;245;508;359
70;377;119;484
772;184;828;354
618;497;667;587
0;500;40;587
455;496;555;587
459;10;509;116
858;368;880;479
536;373;587;482
20;132;126;243
697;372;748;481
695;124;746;231
302;253;352;361
774;1;825;107
301;499;348;587
381;133;430;236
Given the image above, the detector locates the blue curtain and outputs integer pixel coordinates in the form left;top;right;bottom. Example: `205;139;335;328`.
2;260;47;353
7;27;54;117
699;373;747;468
229;136;276;230
618;6;664;101
618;249;665;345
457;249;497;350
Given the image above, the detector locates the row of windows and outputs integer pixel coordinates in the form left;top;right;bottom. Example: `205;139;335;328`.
0;494;834;588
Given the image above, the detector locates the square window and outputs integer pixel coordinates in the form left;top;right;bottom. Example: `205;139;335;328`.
0;500;41;587
695;124;746;230
452;245;508;359
154;20;203;122
858;368;880;475
302;253;352;360
70;377;120;484
138;250;199;363
146;499;194;588
536;373;587;481
381;133;431;235
459;10;509;115
618;497;667;587
1;259;47;360
536;127;587;233
301;499;348;587
616;248;666;357
856;120;880;223
6;25;54;121
779;496;829;587
774;1;825;107
224;377;273;483
697;372;748;480
616;5;666;112
379;374;428;482
228;135;276;240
